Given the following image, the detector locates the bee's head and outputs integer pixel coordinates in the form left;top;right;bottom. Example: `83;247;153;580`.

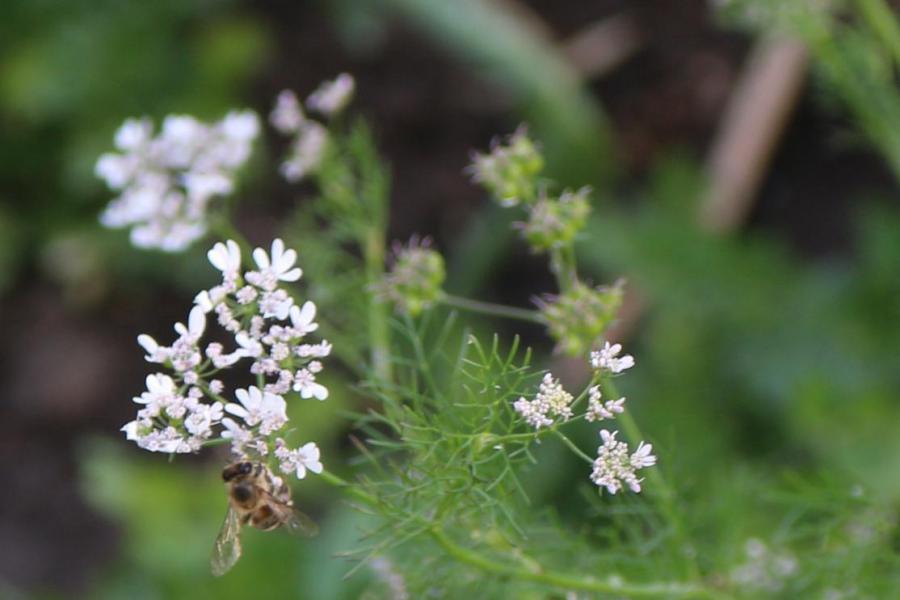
222;461;254;482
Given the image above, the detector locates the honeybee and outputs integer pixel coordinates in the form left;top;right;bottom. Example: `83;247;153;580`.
210;461;319;576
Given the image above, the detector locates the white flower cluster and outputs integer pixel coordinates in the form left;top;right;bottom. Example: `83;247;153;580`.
121;237;329;479
269;74;356;183
590;341;635;374
513;373;573;429
585;385;626;422
590;429;656;494
511;341;657;494
96;112;260;251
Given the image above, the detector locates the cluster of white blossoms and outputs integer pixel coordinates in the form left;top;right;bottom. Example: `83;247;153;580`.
512;340;657;494
587;341;655;494
96;111;260;251
270;74;356;183
590;341;635;374
121;237;328;479
513;373;574;429
590;429;657;494
585;385;626;422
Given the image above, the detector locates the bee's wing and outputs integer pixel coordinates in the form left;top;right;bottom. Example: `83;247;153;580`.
261;488;320;537
282;505;320;538
210;505;243;576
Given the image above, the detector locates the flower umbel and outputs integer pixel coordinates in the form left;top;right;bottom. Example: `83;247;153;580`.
590;341;635;374
585;386;626;422
121;238;328;478
590;429;657;494
96;112;259;251
513;373;574;429
272;74;356;183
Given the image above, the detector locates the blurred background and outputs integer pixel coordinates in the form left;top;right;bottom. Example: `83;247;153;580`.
2;0;900;598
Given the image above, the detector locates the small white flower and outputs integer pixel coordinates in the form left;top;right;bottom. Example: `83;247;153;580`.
590;342;635;374
134;373;179;416
295;340;332;358
258;289;295;320
630;441;657;469
251;238;302;288
183;171;233;203
121;420;141;442
276;440;323;479
95;153;137;190
185;401;224;437
207;239;242;280
289;301;318;335
306;73;355;116
193;290;215;313
585;386;626;422
221;417;253;455
280;122;327;183
295;442;323;476
236;285;258;304
235;331;263;358
270;90;305;134
219;110;260;144
174;305;207;341
513;396;553;429
137;334;168;363
114;118;152;151
225;386;288;434
293;368;328;400
590;429;656;494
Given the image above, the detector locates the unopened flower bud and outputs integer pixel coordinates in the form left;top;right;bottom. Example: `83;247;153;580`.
378;238;446;317
469;127;543;207
539;280;624;356
520;187;591;252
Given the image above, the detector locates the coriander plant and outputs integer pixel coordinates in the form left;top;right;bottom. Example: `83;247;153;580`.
98;74;733;598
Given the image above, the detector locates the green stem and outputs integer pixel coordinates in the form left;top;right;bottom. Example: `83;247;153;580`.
318;470;721;599
319;470;379;506
441;294;545;324
603;378;699;579
552;430;594;464
364;224;392;382
429;528;720;599
548;244;579;293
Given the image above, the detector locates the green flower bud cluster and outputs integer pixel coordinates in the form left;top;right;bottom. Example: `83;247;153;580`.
469;127;543;207
520;187;591;252
379;239;446;317
540;280;624;356
470;128;592;255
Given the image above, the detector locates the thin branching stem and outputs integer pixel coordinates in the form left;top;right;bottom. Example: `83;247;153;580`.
441;293;545;324
552;429;594;464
